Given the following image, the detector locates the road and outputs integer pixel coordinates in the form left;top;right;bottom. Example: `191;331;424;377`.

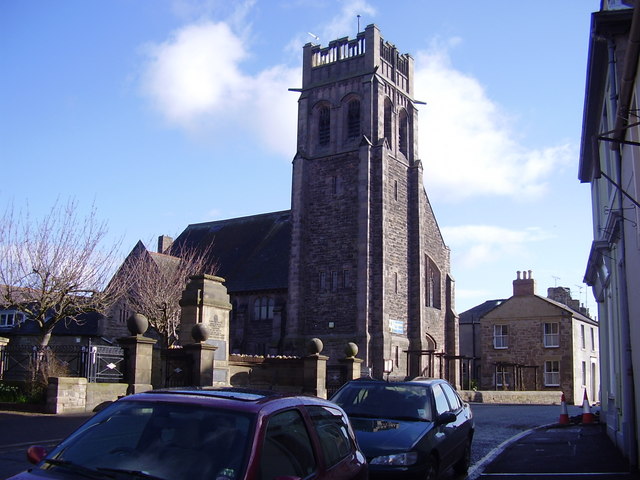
0;402;579;479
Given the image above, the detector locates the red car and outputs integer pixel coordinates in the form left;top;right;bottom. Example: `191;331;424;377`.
8;388;368;480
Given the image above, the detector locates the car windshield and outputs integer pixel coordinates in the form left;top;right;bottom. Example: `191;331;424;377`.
43;399;255;480
332;383;434;421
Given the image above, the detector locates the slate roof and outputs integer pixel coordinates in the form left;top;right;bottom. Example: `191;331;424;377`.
459;299;506;324
1;311;103;337
170;210;292;293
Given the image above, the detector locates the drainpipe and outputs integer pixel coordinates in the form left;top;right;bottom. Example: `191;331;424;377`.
608;37;638;468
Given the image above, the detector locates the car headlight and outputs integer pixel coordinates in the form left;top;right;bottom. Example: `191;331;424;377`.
370;452;418;466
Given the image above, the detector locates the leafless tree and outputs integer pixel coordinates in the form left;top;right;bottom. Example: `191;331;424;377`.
0;200;125;347
113;240;217;348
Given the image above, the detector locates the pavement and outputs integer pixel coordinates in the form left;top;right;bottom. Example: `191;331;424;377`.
470;419;640;480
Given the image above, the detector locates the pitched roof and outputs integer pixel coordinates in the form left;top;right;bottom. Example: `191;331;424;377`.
170;210;291;293
459;299;506;324
2;311;103;337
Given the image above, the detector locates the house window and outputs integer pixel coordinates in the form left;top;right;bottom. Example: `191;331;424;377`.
582;361;587;386
319;106;330;145
254;297;275;320
544;361;560;386
493;325;508;349
0;311;24;328
591;328;595;351
543;322;559;347
347;99;360;139
496;365;511;388
581;325;586;349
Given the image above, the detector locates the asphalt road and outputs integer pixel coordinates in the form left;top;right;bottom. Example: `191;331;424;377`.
0;402;578;480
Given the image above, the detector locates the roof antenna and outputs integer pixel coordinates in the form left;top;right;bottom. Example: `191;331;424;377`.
357;14;361;34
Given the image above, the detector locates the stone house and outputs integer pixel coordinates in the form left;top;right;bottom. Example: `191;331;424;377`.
110;24;457;382
461;271;599;405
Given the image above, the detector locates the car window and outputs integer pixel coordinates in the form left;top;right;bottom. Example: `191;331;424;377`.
259;409;316;480
441;383;462;411
432;383;451;415
307;405;354;468
45;400;253;480
332;383;433;421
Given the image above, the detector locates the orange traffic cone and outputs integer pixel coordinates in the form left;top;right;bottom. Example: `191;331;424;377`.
582;389;595;424
559;393;569;425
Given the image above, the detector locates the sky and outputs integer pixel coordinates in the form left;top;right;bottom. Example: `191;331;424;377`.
0;0;602;315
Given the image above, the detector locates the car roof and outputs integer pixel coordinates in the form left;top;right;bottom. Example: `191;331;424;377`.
339;377;451;388
122;387;339;415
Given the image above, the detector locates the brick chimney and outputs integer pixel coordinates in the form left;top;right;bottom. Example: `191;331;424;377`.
513;269;536;296
158;235;173;254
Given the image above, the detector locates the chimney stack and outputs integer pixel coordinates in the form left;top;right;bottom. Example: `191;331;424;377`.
158;235;173;254
513;269;536;296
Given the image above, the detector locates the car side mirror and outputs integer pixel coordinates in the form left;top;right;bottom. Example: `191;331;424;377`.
26;445;48;464
436;412;456;426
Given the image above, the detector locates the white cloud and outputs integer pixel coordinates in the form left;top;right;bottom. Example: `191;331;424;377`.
139;20;298;157
442;224;553;268
414;42;574;202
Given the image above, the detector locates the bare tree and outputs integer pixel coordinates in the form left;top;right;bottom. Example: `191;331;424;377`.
113;240;217;348
0;200;124;347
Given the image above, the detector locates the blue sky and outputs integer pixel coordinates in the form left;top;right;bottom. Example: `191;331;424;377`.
0;0;601;314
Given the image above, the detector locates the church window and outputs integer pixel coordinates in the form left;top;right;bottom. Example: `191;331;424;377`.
342;270;350;288
254;297;275;320
331;176;338;195
399;110;408;156
425;256;441;309
384;99;392;147
319;106;330;145
347;99;360;138
331;271;339;292
319;271;327;291
394;180;398;201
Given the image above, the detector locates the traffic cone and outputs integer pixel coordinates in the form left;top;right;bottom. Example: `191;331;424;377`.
582;389;595;424
559;393;569;425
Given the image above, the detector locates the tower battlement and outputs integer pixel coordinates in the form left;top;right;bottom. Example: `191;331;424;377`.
302;24;413;96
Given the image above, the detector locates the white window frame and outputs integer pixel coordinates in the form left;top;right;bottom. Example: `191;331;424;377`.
496;365;511;388
544;360;560;387
0;310;24;328
543;322;559;348
493;324;508;349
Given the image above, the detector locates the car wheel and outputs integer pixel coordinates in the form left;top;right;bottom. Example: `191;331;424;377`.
424;454;439;480
452;439;471;475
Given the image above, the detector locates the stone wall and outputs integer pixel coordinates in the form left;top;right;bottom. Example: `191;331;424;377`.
46;377;128;414
460;390;563;405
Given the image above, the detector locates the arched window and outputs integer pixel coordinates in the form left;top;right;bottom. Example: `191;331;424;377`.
425;256;441;309
347;99;360;139
384;98;392;147
399;109;408;156
254;297;275;320
318;106;330;145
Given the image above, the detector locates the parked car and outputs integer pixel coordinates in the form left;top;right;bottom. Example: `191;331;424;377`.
331;378;473;479
7;387;368;480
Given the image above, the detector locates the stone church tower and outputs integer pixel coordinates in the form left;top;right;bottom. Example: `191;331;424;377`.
286;24;458;380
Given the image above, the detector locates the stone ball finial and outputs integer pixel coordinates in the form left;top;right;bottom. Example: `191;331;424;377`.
191;323;210;343
344;342;358;358
307;337;324;355
127;313;149;335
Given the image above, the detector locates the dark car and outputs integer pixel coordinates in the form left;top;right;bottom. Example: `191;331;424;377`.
331;378;473;479
8;387;368;480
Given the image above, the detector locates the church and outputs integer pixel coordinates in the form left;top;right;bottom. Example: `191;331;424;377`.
153;24;457;381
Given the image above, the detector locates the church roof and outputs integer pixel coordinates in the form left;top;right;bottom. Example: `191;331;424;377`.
170;210;291;293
